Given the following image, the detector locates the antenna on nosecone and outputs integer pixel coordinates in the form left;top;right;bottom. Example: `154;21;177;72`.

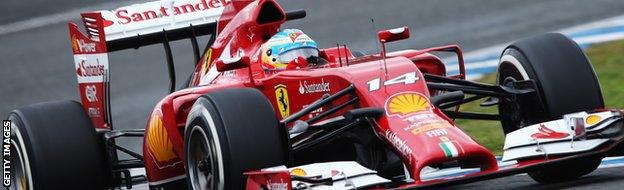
370;19;388;76
370;19;380;54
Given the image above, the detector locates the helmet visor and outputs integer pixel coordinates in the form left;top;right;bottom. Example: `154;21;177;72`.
277;47;319;64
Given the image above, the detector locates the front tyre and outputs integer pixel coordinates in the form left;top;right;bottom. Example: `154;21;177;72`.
497;33;604;183
184;88;288;190
528;156;602;183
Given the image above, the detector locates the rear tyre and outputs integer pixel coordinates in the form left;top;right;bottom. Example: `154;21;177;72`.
184;88;288;190
497;33;604;183
7;100;110;189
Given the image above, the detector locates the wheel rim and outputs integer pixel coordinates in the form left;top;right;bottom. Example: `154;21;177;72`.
9;121;33;190
502;76;526;128
187;126;219;190
498;61;530;133
9;141;28;190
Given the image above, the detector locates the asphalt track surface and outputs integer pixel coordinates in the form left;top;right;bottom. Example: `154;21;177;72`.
2;0;624;189
437;166;624;190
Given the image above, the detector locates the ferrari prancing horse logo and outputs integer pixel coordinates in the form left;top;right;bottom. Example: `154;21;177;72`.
275;84;290;118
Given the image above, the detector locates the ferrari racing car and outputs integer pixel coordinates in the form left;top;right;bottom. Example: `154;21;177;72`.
4;0;624;189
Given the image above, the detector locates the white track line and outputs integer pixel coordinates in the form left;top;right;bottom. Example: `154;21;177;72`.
422;157;624;180
443;14;624;76
0;0;143;36
575;32;624;45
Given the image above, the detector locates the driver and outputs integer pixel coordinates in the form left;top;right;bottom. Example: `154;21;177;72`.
260;29;323;70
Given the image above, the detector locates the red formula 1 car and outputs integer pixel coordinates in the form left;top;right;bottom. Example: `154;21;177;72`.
5;0;624;189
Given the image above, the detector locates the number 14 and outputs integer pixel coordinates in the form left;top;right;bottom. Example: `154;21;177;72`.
366;72;419;91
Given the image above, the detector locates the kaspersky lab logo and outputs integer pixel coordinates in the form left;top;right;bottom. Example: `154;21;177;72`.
298;79;330;94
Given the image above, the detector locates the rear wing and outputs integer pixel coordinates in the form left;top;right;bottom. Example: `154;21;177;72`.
80;0;229;51
69;0;235;130
69;0;305;130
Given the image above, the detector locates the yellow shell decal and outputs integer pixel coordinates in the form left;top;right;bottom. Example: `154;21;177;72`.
201;49;213;75
147;113;178;163
275;84;290;118
71;35;79;52
386;92;431;117
290;168;307;177
586;115;602;125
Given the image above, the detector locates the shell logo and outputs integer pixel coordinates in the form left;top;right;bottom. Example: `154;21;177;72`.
147;113;178;163
71;35;79;52
290;168;307;177
201;49;212;75
586;115;602;125
386;92;431;117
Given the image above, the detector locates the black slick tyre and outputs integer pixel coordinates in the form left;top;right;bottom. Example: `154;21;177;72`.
497;33;604;183
184;88;288;190
6;100;110;189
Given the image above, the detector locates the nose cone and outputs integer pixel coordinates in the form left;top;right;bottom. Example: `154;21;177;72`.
380;92;498;182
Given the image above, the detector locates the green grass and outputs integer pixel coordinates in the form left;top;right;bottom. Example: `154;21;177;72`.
455;40;624;155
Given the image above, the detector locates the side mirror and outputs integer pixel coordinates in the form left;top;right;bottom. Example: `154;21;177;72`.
377;26;410;75
216;56;250;72
377;26;410;43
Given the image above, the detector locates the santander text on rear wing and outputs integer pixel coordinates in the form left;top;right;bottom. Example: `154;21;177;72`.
68;0;232;130
102;0;228;41
86;0;232;51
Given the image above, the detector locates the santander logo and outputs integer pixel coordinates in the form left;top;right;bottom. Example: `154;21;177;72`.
114;0;230;25
76;60;105;77
531;124;569;139
298;79;330;94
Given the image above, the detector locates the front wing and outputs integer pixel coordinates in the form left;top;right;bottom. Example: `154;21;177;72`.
244;110;624;189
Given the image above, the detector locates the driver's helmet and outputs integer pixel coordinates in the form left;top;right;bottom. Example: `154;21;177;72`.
261;29;319;70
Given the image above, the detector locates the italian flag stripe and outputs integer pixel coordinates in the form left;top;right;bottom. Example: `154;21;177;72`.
439;141;459;158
